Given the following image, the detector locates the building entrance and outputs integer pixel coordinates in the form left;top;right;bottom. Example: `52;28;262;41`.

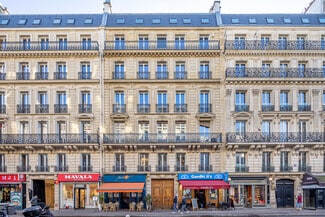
276;179;294;208
151;179;173;209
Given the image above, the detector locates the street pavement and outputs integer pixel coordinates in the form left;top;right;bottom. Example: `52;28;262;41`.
10;208;325;217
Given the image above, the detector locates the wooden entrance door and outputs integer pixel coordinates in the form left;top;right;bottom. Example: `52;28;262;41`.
151;179;174;209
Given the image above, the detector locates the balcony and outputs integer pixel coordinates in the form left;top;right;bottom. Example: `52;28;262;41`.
54;165;68;172
79;104;92;113
54;104;68;113
78;165;93;172
198;104;212;113
226;67;324;78
280;105;292;112
137;165;151;172
17;166;31;172
137;104;150;113
174;71;187;79
298;104;311;112
16;72;30;80
298;165;311;172
35;104;49;113
0;166;6;172
235;165;249;172
0;73;6;80
280;165;293;172
35;166;49;172
113;165;127;172
105;40;220;50
199;71;212;79
323;105;325;111
35;72;49;80
235;104;249;112
261;105;275;112
262;165;275;172
156;71;168;79
174;104;187;113
156;104;169;113
198;165;213;172
174;165;188;172
113;104;126;113
1;41;99;51
78;71;91;80
0;105;6;114
156;165;170;172
225;40;325;50
112;71;125;79
54;71;67;80
137;71;150;79
103;133;222;144
17;104;30;113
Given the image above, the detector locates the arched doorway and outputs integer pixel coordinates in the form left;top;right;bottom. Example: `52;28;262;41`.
275;179;294;208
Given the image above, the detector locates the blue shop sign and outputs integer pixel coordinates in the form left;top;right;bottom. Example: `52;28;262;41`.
103;174;146;183
178;173;228;181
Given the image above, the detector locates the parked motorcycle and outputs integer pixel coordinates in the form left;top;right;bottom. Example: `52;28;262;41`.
22;201;54;217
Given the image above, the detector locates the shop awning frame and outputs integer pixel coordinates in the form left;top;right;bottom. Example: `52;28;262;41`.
97;182;144;193
179;180;230;190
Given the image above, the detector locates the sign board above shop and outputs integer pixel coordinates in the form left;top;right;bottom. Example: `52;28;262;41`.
0;174;26;182
57;173;100;182
178;173;228;181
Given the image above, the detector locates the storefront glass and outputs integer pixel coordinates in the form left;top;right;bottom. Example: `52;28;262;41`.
254;185;265;205
304;189;316;209
231;184;268;208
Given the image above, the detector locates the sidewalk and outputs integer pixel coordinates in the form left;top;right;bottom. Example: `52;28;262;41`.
10;208;325;217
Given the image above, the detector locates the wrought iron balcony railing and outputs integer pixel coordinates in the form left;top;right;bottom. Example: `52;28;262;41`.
298;165;311;172
35;72;49;80
156;71;169;79
235;165;249;172
235;104;249;112
226;132;324;143
1;41;99;51
226;67;324;78
0;133;98;144
261;105;275;112
174;104;187;113
0;105;6;114
105;40;220;50
78;71;91;80
16;72;30;80
113;165;127;172
262;165;275;172
323;105;325;111
225;40;325;50
174;71;187;79
17;104;30;113
0;73;6;80
54;165;69;172
175;165;188;172
199;71;212;79
280;105;292;112
298;104;311;112
17;165;31;172
54;71;67;80
35;166;50;172
137;104;150;113
156;104;169;113
137;165;151;172
0;166;6;172
112;71;125;79
78;104;92;113
280;165;293;172
78;165;93;172
113;104;126;113
156;165;170;172
198;104;212;113
103;133;222;144
54;104;68;113
35;104;49;113
137;71;150;79
198;165;213;172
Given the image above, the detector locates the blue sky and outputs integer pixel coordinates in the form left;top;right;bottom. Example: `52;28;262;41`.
1;0;310;14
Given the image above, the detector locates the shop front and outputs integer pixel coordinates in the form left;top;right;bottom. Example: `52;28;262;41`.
97;174;146;209
0;174;26;210
229;176;270;208
57;173;100;209
302;173;325;209
178;173;230;209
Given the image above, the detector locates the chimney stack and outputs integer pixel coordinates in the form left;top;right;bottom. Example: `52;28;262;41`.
209;1;221;13
103;0;112;13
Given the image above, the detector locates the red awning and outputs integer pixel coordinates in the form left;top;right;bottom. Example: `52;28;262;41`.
179;180;230;190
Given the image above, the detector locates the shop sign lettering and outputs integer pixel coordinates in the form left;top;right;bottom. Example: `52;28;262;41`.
0;174;26;182
57;173;100;182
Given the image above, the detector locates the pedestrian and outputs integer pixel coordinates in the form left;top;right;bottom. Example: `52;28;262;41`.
172;193;178;213
296;193;302;211
230;196;235;210
181;195;189;214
